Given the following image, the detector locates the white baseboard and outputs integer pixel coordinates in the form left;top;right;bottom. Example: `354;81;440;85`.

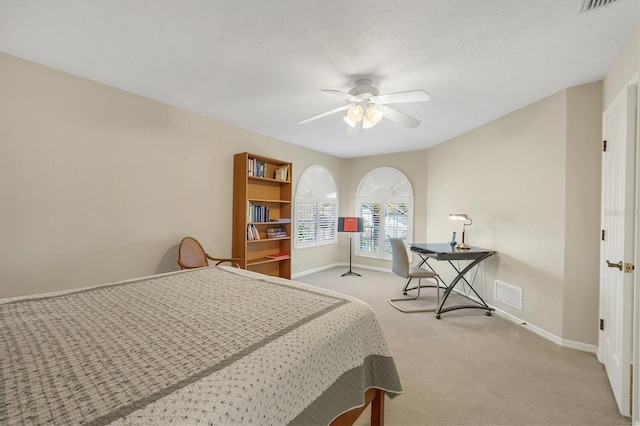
492;307;598;354
348;263;395;274
559;338;598;354
456;289;598;353
292;263;342;279
294;264;598;354
294;263;394;279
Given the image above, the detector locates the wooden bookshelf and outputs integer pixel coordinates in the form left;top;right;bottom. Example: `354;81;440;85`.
232;152;292;279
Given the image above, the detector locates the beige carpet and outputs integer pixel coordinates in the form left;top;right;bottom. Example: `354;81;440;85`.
296;267;630;426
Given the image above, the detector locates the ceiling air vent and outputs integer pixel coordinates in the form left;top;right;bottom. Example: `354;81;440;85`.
579;0;618;13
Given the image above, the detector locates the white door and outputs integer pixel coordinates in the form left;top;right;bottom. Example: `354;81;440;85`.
598;84;637;417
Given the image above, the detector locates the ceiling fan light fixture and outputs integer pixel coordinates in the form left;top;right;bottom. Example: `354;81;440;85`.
343;115;357;128
298;80;428;132
346;104;363;122
362;105;383;129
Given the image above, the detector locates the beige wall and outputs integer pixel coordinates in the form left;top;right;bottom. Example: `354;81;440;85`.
426;91;569;337
603;25;639;109
563;82;603;344
0;53;342;298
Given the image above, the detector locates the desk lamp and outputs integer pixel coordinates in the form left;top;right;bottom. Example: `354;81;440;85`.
449;213;473;250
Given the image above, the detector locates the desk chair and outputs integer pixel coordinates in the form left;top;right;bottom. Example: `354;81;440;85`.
178;236;243;269
388;238;440;313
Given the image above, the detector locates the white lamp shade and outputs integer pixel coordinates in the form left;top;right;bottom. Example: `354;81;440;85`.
449;213;473;226
362;106;383;129
347;104;363;122
449;213;469;221
343;115;357;128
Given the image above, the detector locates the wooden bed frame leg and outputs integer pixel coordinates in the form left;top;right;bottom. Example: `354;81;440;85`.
330;388;386;426
371;388;384;426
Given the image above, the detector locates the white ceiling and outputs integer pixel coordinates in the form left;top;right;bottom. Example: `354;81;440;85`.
1;0;638;158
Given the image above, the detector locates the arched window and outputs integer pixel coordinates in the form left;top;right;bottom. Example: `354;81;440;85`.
295;165;338;249
356;167;413;260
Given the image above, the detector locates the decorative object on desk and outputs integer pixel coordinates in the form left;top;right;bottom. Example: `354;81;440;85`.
449;213;473;250
388;238;440;313
450;231;456;246
338;217;364;277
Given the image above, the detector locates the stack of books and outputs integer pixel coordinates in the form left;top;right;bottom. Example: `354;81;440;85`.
266;227;287;238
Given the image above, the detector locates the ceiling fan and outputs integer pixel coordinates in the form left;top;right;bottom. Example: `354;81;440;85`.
298;79;431;136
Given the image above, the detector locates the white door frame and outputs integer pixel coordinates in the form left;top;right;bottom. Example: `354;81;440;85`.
598;79;638;419
632;73;640;426
633;127;639;426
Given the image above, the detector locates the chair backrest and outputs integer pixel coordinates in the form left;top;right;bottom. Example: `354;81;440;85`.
178;237;209;269
389;238;409;279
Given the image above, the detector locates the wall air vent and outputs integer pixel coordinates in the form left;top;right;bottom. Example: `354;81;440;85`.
579;0;618;14
494;280;522;310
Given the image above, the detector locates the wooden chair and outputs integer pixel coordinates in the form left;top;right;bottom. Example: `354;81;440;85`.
178;236;243;269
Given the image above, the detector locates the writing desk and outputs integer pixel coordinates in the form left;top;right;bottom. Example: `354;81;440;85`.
410;243;496;319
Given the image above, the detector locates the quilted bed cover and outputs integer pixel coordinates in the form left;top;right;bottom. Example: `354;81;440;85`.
0;266;402;425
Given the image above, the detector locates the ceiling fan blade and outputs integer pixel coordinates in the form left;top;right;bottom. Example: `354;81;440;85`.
373;90;431;105
346;119;362;138
321;89;363;103
378;104;421;128
298;104;350;124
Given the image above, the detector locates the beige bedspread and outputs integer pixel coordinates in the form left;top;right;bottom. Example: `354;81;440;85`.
0;266;401;425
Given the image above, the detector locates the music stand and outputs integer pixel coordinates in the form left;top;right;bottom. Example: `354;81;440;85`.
338;217;364;277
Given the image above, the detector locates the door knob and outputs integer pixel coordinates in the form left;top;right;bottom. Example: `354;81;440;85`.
606;260;623;271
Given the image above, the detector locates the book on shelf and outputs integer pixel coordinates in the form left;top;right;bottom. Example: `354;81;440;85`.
247;158;268;178
247;202;270;222
266;227;288;238
264;253;290;259
247;224;260;240
269;218;291;223
274;165;289;181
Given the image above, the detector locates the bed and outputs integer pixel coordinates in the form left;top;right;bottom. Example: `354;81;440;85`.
0;266;402;425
